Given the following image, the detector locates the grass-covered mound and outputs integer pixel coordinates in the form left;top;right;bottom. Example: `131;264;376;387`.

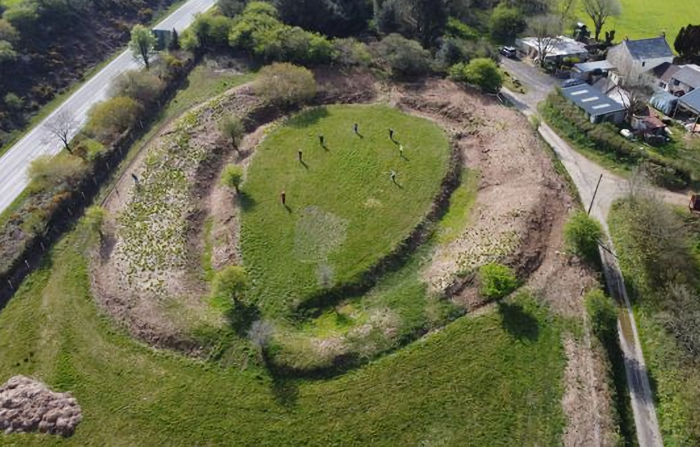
241;105;451;315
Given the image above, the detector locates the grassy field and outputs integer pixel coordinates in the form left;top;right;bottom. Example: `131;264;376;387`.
576;0;693;47
0;218;567;445
241;105;451;316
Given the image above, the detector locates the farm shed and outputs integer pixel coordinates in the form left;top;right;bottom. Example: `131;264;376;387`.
572;60;615;78
561;84;626;124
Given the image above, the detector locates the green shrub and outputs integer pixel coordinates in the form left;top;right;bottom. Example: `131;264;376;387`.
220;164;244;191
111;70;165;106
218;115;245;149
445;17;478;40
253;63;317;106
479;263;518;300
585;289;618;343
211;265;248;302
372;33;431;78
450;58;503;93
86;96;143;143
27;153;85;191
564;211;603;263
332;37;371;67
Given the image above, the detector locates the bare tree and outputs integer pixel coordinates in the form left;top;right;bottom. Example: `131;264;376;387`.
527;14;563;67
45;110;78;153
581;0;621;41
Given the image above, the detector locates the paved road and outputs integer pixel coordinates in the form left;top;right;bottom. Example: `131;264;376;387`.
0;0;216;214
501;58;665;447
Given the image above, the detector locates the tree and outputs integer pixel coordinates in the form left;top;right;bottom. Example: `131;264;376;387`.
253;63;317;106
581;0;621;41
211;265;248;302
675;24;700;64
372;33;431;78
489;4;526;43
272;0;372;37
218;115;245;150
45;110;77;153
526;14;563;67
563;211;603;263
86;96;143;142
129;24;157;69
110;70;165;106
409;0;448;48
332;37;372;66
218;0;245;17
169;28;180;51
449;58;503;93
220;164;244;191
0;39;17;64
28;153;84;190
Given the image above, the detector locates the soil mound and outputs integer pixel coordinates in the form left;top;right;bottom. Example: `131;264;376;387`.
0;376;82;437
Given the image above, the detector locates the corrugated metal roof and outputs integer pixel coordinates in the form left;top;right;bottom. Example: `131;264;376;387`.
573;60;615;73
561;84;625;116
623;36;673;60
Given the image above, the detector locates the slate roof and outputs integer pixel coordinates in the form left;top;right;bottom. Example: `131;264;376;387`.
561;84;625;117
673;66;700;89
679;88;700;114
652;62;679;82
623;37;674;60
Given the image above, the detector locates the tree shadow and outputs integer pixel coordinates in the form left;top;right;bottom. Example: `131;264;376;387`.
236;190;257;212
225;300;260;338
270;375;299;408
299;160;309;170
286;107;330;129
497;302;540;341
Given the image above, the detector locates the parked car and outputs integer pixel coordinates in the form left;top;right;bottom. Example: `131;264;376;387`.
500;46;517;58
562;78;586;88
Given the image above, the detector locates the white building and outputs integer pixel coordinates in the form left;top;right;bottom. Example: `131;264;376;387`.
606;36;674;84
515;35;588;63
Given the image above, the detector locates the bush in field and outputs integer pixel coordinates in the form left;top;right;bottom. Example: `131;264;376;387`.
253;63;317;106
436;36;472;70
211;265;248;302
111;70;165;106
660;282;700;359
86;96;143;142
564;211;603;264
585;289;618;344
332;37;371;67
220;164;244;191
372;33;431;78
479;263;518;300
449;58;502;93
191;13;233;49
83;205;106;238
28;153;85;190
444;17;479;41
218;115;245;150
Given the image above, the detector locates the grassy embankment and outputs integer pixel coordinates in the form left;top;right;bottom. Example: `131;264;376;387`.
609;197;700;446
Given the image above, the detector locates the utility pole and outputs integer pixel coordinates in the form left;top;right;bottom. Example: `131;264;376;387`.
588;174;603;215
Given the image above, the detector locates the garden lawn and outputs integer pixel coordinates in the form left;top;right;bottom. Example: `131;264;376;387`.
241;105;451;315
0;222;567;446
576;0;693;46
